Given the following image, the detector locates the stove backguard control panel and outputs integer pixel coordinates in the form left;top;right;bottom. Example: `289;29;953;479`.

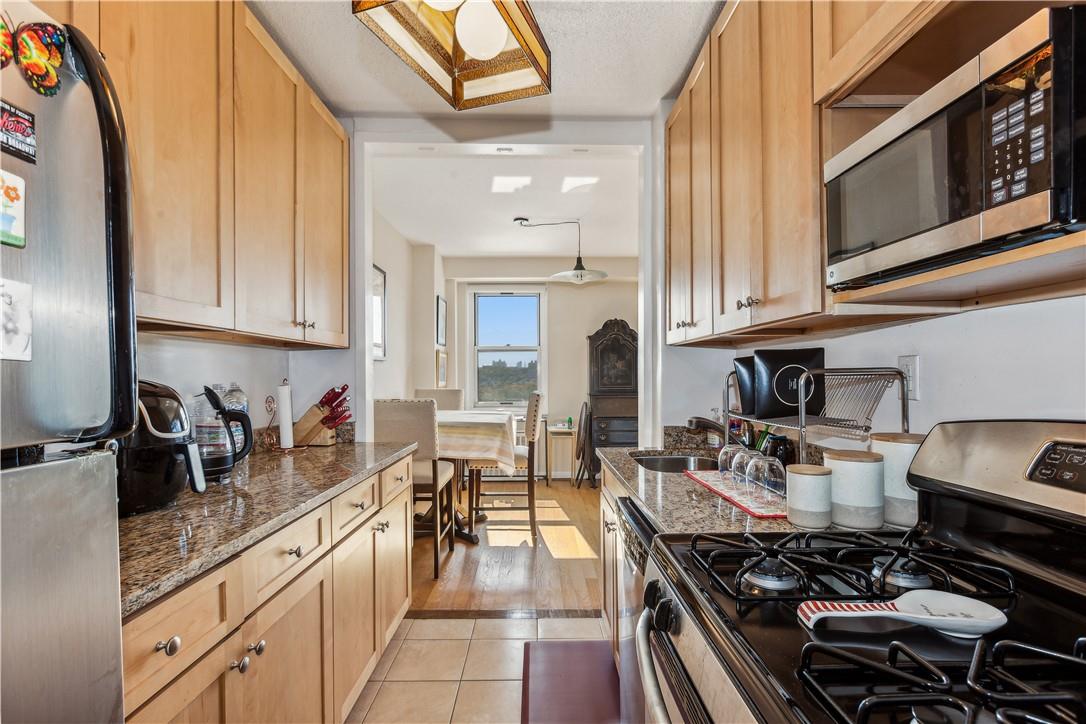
984;44;1053;207
1027;440;1086;492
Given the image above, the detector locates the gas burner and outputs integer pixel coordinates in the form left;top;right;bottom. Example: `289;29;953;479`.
740;557;800;596
872;555;934;592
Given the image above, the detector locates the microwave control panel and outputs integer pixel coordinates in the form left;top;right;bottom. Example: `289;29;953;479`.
1027;441;1086;494
984;45;1053;209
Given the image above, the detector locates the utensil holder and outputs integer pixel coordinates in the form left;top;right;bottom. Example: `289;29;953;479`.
292;404;335;446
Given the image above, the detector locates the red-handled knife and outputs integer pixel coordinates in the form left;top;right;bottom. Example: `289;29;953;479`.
325;385;349;410
329;412;352;430
321;405;351;428
318;385;346;408
328;395;351;417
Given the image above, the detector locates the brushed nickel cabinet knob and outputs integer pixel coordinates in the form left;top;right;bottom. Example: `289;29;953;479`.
286;545;304;558
306;321;316;329
230;656;250;674
154;635;182;657
736;298;745;310
247;640;267;656
351;501;367;510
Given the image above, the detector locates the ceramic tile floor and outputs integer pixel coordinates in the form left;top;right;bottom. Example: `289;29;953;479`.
348;616;607;723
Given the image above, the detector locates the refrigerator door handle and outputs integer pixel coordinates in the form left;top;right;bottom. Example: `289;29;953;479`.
180;442;207;494
65;24;138;442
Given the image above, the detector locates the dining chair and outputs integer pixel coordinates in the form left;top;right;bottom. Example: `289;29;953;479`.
574;401;591;488
373;398;455;579
414;388;465;411
470;392;543;538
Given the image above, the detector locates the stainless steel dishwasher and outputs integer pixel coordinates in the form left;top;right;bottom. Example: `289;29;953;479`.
615;496;660;723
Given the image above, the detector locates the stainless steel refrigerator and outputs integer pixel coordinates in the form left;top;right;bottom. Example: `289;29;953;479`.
1;1;136;720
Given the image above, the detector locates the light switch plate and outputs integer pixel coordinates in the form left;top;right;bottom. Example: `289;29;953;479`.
897;355;920;401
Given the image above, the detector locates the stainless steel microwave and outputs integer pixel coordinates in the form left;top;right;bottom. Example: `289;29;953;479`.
824;7;1083;290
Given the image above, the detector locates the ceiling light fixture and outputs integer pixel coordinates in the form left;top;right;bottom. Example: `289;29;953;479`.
352;0;551;111
513;217;608;285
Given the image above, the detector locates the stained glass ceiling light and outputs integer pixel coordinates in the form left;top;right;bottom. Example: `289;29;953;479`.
352;0;551;111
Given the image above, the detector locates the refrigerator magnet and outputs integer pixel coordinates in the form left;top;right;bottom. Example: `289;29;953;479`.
1;100;37;164
0;277;32;361
1;171;26;248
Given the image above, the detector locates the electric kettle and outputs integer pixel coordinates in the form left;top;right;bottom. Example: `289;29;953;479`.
115;380;206;516
194;385;254;482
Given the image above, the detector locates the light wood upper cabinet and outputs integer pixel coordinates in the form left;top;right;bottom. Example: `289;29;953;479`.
752;0;822;326
332;519;379;724
710;0;760;334
300;90;351;347
375;488;412;648
101;1;235;329
238;556;334;724
811;1;940;103
665;94;691;345
233;3;305;342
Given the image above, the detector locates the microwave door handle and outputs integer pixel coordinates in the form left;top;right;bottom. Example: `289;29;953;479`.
636;609;672;724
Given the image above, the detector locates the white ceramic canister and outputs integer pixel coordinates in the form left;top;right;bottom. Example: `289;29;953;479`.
824;449;885;529
869;432;927;527
786;464;832;530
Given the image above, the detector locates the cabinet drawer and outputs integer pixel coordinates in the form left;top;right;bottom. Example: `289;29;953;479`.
241;503;332;614
330;473;378;543
594;430;639;446
380;456;412;505
593;417;638;433
122;558;243;715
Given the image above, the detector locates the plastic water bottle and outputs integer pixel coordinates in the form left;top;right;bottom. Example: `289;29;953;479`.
223;382;248;451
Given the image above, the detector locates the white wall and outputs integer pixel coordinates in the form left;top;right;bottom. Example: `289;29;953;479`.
136;334;288;427
410;244;445;391
372;213;414;398
663;296;1086;441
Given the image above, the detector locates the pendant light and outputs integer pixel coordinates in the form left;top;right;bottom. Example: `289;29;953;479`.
514;217;608;285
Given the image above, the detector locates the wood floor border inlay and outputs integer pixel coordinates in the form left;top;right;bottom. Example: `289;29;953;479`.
407;609;601;619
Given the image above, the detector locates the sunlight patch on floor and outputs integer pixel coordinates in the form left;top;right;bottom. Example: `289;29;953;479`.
539;523;598;560
482;526;536;548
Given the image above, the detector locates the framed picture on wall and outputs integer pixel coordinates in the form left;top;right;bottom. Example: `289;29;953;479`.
372;265;387;360
436;349;448;388
436;295;447;347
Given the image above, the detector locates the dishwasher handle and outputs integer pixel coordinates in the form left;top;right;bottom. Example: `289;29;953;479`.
636;607;672;724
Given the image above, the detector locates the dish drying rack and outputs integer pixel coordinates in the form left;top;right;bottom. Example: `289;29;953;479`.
724;367;909;464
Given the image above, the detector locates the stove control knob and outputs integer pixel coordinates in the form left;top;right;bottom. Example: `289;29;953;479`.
652;598;678;635
643;579;663;611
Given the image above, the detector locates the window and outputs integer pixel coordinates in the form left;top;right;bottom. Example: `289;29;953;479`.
472;291;542;407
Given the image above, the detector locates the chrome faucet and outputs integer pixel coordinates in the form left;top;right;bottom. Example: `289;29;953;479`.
686;416;741;446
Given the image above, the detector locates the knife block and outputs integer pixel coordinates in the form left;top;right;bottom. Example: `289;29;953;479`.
293;404;336;447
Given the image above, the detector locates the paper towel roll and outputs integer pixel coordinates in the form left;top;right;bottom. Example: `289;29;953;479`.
870;432;926;527
278;381;294;449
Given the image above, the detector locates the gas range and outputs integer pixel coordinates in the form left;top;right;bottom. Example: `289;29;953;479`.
642;420;1086;724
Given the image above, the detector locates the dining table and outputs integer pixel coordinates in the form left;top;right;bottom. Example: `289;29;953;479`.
435;409;518;543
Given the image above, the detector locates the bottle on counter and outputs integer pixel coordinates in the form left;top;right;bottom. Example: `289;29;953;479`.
223;382;249;452
706;407;724;449
192;394;230;459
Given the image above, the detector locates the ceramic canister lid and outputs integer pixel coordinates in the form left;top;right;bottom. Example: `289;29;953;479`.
869;432;927;444
823;449;884;463
788;464;831;475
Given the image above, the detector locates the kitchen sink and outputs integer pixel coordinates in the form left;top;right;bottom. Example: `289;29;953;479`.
633;455;717;473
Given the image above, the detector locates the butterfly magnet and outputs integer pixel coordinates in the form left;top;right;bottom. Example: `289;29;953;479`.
1;14;66;97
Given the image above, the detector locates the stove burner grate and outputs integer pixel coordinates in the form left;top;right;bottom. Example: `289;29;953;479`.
798;638;1086;724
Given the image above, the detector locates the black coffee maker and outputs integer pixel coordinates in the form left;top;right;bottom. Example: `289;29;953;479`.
116;380;207;516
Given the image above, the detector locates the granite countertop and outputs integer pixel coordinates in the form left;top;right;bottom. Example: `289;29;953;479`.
596;447;799;535
118;441;416;618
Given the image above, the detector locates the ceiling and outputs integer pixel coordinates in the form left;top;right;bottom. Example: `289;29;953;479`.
249;0;722;118
372;147;640;257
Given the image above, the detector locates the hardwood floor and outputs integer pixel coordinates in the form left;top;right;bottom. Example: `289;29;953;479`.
410;481;602;612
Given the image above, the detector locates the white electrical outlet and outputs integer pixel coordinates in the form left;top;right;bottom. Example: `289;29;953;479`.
897;355;920;401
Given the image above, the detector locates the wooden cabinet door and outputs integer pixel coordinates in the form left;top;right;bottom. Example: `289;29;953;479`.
332;522;379;723
687;38;714;340
375;488;412;648
665;94;692;345
710;0;760;334
101;1;235;329
34;1;99;45
752;1;823;327
126;631;243;724
238;556;334;724
811;0;937;103
300;90;350;348
233;4;304;341
599;492;617;646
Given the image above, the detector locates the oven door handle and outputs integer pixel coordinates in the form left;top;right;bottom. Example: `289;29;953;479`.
636;608;672;724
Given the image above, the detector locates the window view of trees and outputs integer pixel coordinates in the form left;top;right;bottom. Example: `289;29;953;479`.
477;355;538;403
474;293;540;406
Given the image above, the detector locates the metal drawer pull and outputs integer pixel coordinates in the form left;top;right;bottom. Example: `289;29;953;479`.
247;640;267;656
374;521;389;532
286;545;304;558
229;656;250;674
306;321;316;328
604;522;617;533
351;501;367;510
154;635;182;657
292;320;307;327
394;474;406;482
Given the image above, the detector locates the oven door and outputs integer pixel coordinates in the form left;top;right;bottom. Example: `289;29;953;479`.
640;558;758;724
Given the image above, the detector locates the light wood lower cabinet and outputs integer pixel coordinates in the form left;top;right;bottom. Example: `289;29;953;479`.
127;631;244;724
238;557;334;724
375;488;413;648
332;518;380;723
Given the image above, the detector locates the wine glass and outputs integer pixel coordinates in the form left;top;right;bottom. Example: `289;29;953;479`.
746;454;787;496
729;448;756;484
717;443;746;475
